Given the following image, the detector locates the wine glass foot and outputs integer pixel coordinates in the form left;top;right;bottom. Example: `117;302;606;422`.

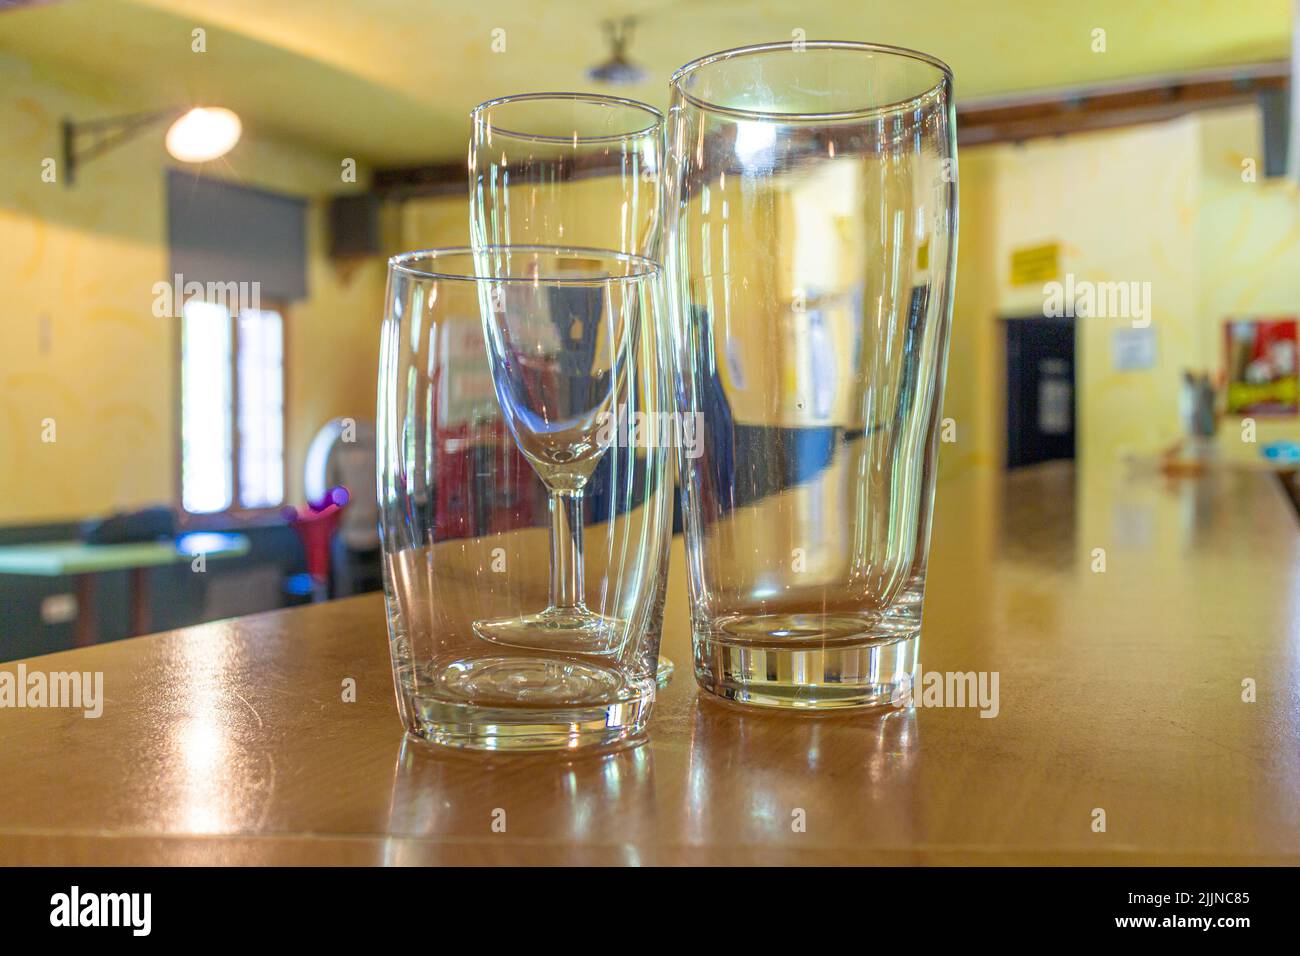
473;606;624;656
655;655;674;686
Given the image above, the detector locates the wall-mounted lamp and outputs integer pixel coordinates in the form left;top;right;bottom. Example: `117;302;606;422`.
61;106;242;185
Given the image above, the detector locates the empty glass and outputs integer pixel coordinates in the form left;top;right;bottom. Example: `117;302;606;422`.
469;92;675;684
664;41;958;709
469;92;662;256
378;247;673;750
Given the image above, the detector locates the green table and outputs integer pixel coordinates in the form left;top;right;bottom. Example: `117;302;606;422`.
0;532;250;645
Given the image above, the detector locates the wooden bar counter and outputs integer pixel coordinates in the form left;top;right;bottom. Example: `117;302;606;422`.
2;462;1298;865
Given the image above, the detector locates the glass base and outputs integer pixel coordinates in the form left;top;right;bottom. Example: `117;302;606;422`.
692;612;918;710
401;656;655;751
472;606;624;656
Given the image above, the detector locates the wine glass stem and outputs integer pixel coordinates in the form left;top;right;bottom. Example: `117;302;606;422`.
548;488;585;610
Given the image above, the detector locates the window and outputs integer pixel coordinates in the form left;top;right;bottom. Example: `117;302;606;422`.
181;299;285;513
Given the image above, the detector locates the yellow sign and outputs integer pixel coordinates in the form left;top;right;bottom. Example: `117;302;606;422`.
1010;242;1060;286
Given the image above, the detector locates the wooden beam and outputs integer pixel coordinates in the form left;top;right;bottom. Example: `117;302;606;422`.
372;62;1292;195
957;61;1289;146
371;160;466;199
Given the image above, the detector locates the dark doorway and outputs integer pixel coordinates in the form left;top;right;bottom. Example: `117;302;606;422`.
1005;317;1076;468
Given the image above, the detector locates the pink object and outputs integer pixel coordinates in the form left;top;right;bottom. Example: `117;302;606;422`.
283;487;349;599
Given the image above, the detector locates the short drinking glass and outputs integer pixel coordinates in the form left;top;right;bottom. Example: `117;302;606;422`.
378;247;674;749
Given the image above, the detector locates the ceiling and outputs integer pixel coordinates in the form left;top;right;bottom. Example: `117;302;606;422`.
0;0;1292;165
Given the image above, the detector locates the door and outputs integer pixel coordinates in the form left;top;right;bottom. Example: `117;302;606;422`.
1005;317;1076;468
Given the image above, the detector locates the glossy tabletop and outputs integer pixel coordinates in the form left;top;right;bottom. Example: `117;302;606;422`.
2;462;1298;865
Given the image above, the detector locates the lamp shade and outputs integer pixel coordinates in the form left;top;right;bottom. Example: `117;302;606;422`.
165;107;241;163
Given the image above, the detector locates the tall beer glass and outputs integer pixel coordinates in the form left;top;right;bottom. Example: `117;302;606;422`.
665;41;958;709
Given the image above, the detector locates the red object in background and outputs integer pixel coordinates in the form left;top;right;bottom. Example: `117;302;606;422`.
1224;318;1298;416
283;487;349;599
428;319;537;541
433;422;535;541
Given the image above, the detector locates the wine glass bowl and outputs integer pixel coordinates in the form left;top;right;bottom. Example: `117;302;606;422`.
478;250;637;491
469;93;662;256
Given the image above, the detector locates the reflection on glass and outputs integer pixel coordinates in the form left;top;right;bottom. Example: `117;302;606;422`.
384;734;655;863
684;699;919;849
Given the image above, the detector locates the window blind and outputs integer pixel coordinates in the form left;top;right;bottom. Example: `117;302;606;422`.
167;169;307;302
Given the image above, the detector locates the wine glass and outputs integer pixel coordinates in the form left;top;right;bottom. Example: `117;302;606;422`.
469;93;673;681
469;92;661;256
469;246;660;655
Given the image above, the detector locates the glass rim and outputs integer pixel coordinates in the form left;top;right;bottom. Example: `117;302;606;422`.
389;245;663;284
670;40;953;122
470;92;663;144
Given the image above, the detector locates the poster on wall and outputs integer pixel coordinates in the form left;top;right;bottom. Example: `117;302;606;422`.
1112;326;1157;371
1224;318;1298;416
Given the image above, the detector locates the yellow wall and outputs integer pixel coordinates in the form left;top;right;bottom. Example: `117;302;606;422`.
991;118;1201;467
1196;106;1300;461
7;53;1296;532
944;104;1300;475
0;51;385;525
395;194;470;253
939;147;1002;478
401;112;1300;486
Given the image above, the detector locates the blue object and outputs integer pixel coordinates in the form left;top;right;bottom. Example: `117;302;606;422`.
284;572;316;597
1262;441;1300;465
